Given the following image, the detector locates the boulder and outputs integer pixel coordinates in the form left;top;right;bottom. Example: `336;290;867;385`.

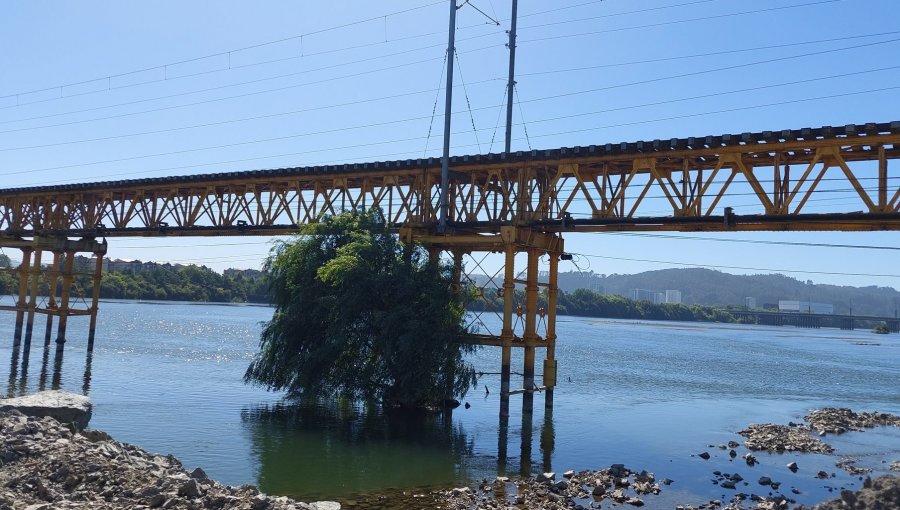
0;391;91;430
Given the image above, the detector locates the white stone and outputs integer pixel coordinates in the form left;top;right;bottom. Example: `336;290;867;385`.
0;390;92;430
309;502;341;510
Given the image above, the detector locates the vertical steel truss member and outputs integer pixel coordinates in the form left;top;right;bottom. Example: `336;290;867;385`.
0;236;107;352
402;226;563;415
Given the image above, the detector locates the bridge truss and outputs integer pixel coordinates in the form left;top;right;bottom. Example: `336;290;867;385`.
1;121;899;409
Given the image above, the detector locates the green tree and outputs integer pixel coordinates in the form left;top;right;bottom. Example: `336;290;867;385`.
244;209;477;408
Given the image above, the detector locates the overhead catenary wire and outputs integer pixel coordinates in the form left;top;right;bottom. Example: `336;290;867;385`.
3;29;890;136
4;41;896;155
516;0;842;40
454;50;484;153
0;1;447;104
572;252;900;279
594;232;900;251
8;82;900;190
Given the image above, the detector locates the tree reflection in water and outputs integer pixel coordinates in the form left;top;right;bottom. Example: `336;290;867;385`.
241;400;476;501
241;394;555;503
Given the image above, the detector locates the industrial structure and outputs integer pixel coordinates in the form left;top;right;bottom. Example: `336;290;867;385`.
1;120;899;413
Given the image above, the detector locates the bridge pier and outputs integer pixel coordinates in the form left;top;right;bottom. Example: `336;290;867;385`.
403;225;563;418
1;236;107;352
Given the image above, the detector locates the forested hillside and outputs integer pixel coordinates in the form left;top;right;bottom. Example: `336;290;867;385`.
557;268;900;317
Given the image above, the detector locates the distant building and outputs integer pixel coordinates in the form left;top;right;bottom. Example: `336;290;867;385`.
744;297;757;309
632;288;681;305
665;290;682;304
778;300;834;314
105;258;144;274
630;288;657;303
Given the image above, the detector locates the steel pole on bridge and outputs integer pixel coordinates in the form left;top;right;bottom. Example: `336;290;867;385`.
438;0;458;234
504;0;518;154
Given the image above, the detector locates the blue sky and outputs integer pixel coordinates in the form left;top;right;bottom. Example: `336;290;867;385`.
2;0;900;290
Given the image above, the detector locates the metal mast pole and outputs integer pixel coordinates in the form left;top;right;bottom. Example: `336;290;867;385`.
438;0;458;234
504;0;519;153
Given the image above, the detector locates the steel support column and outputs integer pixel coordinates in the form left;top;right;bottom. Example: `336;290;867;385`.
55;251;76;351
44;252;61;347
13;248;32;345
544;251;560;410
522;249;540;414
23;249;43;346
87;253;104;351
500;246;515;418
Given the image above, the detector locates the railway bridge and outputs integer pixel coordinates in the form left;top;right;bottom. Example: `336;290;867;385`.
2;120;899;410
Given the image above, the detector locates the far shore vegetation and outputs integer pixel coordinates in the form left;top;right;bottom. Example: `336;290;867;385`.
2;250;896;330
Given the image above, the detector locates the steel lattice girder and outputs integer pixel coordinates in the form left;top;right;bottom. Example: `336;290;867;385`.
1;121;898;236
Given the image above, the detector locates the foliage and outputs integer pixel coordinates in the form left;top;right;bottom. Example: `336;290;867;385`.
72;264;268;303
873;322;890;334
555;268;900;317
244;208;477;408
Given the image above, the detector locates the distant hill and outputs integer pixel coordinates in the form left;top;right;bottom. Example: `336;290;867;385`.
555;268;900;317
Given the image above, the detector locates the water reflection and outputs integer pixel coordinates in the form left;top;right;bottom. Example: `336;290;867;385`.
241;393;556;502
5;340;92;397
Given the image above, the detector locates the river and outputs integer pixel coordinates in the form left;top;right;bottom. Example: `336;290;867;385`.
1;300;898;508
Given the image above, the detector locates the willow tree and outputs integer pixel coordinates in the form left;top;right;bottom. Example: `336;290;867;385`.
244;208;478;407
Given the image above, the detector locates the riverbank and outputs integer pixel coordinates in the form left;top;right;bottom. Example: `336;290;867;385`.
2;407;899;509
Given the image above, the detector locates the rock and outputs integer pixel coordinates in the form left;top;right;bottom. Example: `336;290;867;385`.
698;452;711;460
744;453;758;466
891;461;900;472
787;461;798;472
0;391;92;430
728;440;740;448
721;480;737;490
817;470;830;479
563;470;575;479
805;408;900;435
178;478;202;498
626;496;645;506
609;464;628;477
536;472;555;483
810;475;900;509
309;502;341;510
591;485;605;496
739;423;833;453
731;473;744;482
189;466;208;479
759;476;772;486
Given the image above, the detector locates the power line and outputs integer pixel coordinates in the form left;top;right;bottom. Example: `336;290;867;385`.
0;1;446;104
517;31;900;77
515;37;900;107
517;0;842;39
6;83;896;185
595;232;900;251
4;46;894;155
574;253;900;279
4;29;888;137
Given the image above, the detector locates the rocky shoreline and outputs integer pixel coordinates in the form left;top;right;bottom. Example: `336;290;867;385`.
1;401;899;510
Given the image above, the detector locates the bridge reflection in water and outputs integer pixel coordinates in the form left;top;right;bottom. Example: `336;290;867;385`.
5;339;92;399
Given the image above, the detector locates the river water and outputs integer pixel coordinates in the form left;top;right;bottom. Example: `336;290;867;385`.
1;300;899;508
